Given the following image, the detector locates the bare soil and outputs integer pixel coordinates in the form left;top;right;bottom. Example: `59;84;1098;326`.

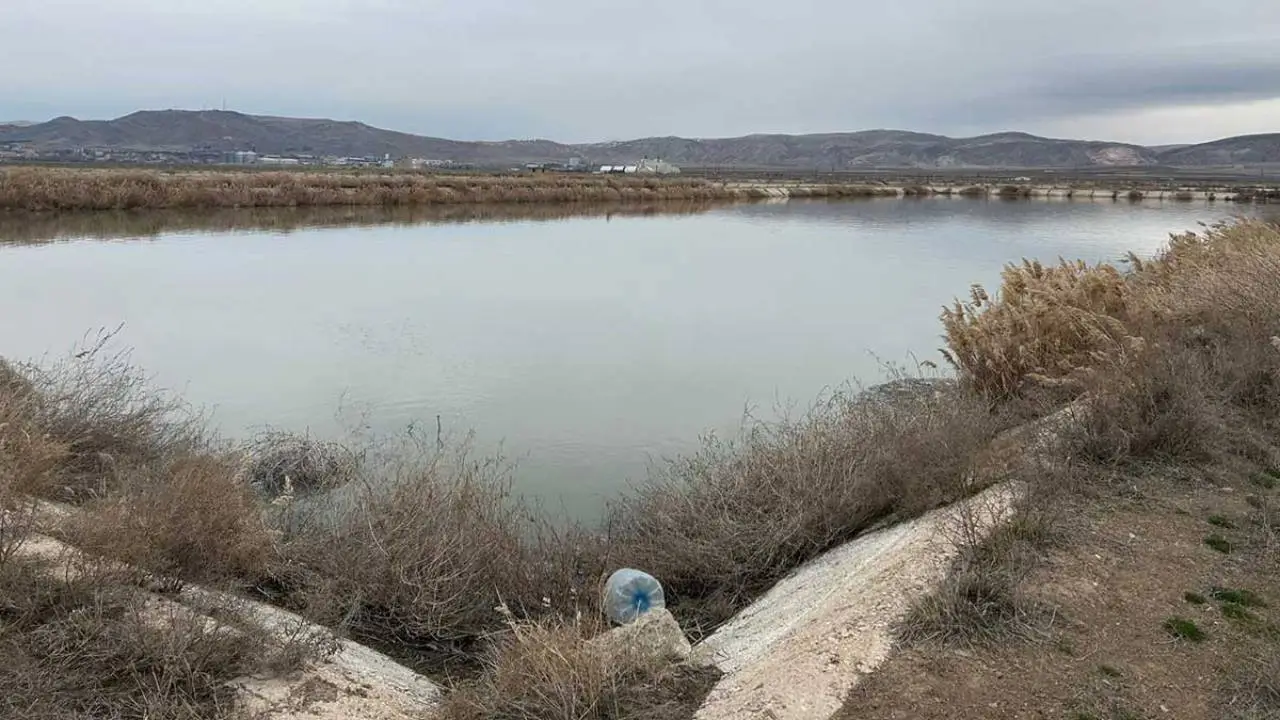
837;473;1279;720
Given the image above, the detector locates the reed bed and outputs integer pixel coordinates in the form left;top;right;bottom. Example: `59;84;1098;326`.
0;167;898;212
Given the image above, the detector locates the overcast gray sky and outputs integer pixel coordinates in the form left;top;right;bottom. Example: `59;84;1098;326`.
4;0;1279;144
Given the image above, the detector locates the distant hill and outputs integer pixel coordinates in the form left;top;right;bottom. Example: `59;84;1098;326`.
578;130;1159;169
0;110;1276;169
1154;134;1280;166
0;110;568;165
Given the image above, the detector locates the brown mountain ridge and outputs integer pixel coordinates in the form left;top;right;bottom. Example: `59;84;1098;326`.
1;110;1278;169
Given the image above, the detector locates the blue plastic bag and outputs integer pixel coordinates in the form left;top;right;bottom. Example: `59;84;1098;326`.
603;568;666;625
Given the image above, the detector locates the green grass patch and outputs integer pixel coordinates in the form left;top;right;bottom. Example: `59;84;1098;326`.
1184;591;1208;605
1252;472;1278;490
1207;514;1236;529
1204;534;1234;554
1210;587;1268;608
1221;602;1258;622
1163;617;1208;642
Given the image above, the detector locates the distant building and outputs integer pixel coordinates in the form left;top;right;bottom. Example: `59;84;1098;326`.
596;159;679;175
635;158;680;175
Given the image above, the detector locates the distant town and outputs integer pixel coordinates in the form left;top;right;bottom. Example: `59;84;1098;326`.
0;142;683;175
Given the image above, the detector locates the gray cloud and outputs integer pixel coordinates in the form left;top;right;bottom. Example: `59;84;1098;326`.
3;0;1279;143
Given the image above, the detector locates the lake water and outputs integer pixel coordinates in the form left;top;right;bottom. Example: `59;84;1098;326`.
1;198;1271;514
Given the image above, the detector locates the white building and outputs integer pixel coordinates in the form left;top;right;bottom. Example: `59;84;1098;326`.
635;158;680;175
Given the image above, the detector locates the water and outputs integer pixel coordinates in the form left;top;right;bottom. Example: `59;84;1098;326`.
0;198;1271;515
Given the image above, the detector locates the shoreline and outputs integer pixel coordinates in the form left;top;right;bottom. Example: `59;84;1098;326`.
2;220;1278;718
2;166;1277;213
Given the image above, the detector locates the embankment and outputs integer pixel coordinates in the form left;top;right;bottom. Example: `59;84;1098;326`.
0;167;896;212
6;166;1272;213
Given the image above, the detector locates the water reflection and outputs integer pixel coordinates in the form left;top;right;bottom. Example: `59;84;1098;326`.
0;200;727;245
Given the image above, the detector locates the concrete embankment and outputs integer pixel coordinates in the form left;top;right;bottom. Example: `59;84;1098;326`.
690;399;1081;720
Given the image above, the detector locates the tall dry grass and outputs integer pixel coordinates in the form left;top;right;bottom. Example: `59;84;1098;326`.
266;442;560;666
942;220;1280;407
941;259;1134;401
440;615;719;720
0;167;726;211
0;331;209;502
66;453;277;587
0;167;899;212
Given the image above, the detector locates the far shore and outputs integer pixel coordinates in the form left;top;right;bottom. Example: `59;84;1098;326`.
1;166;1277;213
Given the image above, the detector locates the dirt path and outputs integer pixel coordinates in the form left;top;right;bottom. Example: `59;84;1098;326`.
835;475;1279;720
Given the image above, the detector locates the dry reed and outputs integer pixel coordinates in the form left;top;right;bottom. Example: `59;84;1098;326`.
0;167;898;212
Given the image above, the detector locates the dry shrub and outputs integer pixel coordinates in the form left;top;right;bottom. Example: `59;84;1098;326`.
1062;344;1227;466
270;440;561;664
66;453;275;586
605;379;1006;634
8;335;208;501
239;429;361;498
0;556;283;720
441;617;719;720
0;359;70;499
942;259;1134;401
897;459;1068;646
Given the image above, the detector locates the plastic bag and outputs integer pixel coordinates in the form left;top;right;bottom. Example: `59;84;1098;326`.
603;568;666;625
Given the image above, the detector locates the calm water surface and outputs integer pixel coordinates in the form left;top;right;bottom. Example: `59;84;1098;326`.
0;199;1270;514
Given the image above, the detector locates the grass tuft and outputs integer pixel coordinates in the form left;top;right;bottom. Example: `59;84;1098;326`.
1221;602;1258;622
1207;514;1236;528
1210;587;1268;608
1204;534;1234;554
1163;616;1208;642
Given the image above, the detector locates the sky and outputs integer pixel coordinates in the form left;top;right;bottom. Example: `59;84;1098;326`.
3;0;1279;145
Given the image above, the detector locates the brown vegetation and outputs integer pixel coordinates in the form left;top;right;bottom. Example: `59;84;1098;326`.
859;218;1280;718
0;558;271;720
440;616;718;720
603;382;1007;636
0;167;903;212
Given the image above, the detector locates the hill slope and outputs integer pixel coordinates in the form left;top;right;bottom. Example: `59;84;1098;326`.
1155;133;1280;165
1;110;1276;169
